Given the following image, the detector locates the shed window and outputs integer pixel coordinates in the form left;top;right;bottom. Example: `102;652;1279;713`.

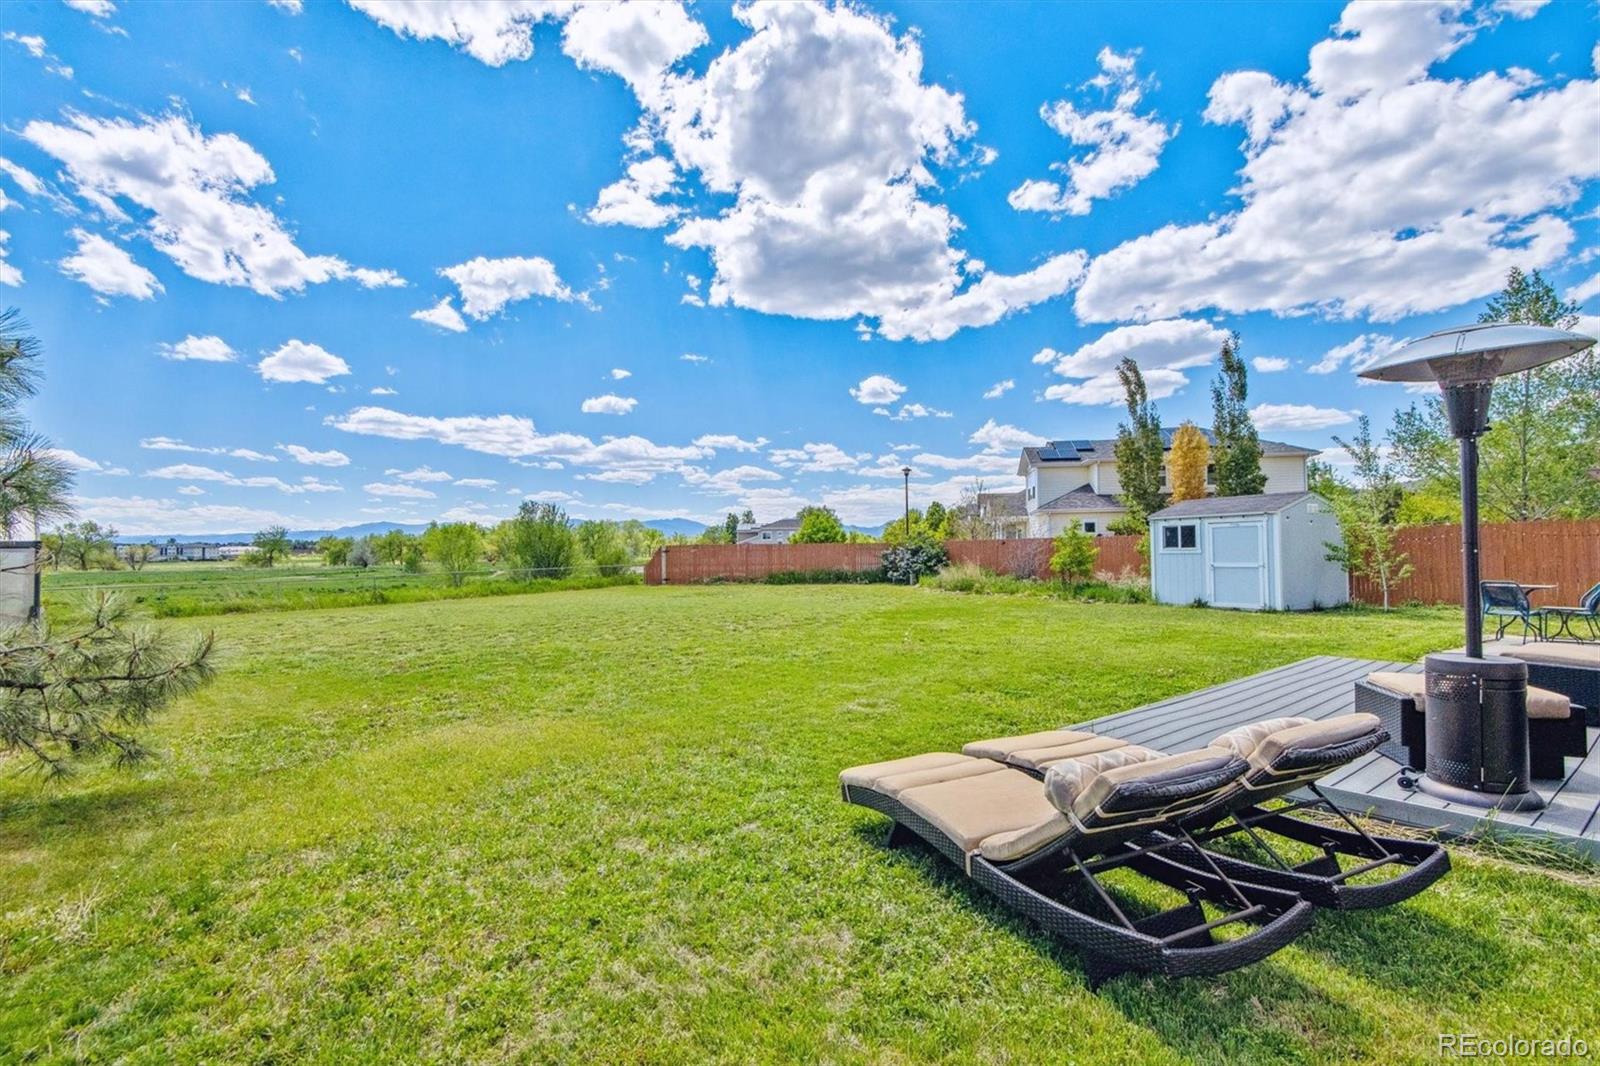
1162;524;1197;550
1083;521;1096;534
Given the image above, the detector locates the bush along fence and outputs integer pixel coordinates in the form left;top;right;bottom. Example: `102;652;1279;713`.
1348;518;1600;608
643;537;1144;586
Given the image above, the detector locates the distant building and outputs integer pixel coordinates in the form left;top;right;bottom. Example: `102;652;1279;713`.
974;491;1028;538
736;517;801;545
148;539;221;562
1017;430;1317;538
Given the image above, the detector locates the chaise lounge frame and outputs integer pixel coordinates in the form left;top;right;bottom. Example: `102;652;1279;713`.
842;772;1315;985
993;728;1449;911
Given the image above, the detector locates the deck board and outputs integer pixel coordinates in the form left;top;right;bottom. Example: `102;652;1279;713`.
1070;655;1600;858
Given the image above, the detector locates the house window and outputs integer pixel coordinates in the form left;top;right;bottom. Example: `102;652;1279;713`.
1027;485;1035;499
1206;464;1217;486
1161;523;1197;550
1083;521;1096;534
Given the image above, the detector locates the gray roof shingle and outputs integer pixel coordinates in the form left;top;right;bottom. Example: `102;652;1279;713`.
1149;491;1320;519
1037;484;1127;513
976;490;1027;517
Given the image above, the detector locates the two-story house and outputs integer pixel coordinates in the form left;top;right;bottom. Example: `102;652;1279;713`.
1009;430;1318;538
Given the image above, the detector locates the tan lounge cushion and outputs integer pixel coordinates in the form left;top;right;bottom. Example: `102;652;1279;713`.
1210;717;1313;759
1526;686;1573;720
1367;670;1569;719
1367;670;1424;698
1484;641;1600;668
898;767;1064;857
1054;748;1242;825
1039;747;1167;811
962;728;1099;761
873;757;1006;797
1233;713;1380;773
841;752;970;792
1005;735;1136;771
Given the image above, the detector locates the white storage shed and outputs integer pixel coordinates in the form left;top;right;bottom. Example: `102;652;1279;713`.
1148;492;1347;611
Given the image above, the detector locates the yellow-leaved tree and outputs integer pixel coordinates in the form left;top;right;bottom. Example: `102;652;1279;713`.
1168;421;1210;503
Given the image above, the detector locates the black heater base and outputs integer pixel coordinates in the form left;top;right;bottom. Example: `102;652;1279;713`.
1414;775;1546;812
1419;653;1548;814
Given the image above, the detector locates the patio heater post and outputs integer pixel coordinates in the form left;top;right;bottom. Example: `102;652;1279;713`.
1360;325;1595;813
1440;378;1492;657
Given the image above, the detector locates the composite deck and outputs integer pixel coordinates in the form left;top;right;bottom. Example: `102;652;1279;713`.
1077;654;1600;858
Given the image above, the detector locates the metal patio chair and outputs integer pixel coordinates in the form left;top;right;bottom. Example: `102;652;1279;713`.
1541;581;1600;642
1480;580;1546;643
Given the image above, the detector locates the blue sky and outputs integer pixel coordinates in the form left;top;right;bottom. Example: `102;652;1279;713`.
1;0;1597;533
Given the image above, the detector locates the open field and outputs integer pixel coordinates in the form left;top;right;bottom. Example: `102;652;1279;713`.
42;561;640;619
3;586;1596;1063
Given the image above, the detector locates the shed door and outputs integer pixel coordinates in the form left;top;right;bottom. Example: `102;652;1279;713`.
1208;521;1266;609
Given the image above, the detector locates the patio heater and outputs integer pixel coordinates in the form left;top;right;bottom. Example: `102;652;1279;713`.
1360;323;1595;811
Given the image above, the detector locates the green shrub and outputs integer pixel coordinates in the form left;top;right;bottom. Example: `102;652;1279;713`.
763;568;886;585
881;542;948;584
922;563;1040;596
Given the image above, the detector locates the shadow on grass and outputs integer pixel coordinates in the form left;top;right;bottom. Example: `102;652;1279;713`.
0;778;176;852
846;819;1495;1062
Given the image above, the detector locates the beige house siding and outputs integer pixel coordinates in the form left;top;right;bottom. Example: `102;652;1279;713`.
1093;455;1305;497
1027;510;1125;538
1260;455;1308;493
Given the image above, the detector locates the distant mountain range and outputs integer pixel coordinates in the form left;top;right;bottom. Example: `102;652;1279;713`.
115;517;710;544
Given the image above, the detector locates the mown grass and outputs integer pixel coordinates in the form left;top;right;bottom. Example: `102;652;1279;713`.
42;563;640;619
2;585;1594;1063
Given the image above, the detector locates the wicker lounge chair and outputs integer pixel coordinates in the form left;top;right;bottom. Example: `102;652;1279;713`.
1355;670;1586;778
964;714;1449;911
1478;639;1600;724
840;747;1313;983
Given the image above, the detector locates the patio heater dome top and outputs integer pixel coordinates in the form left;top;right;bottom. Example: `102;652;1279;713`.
1358;323;1595;384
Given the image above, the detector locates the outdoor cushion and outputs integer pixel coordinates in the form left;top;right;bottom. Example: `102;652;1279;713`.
897;766;1064;857
1210;717;1314;759
840;752;971;792
1366;671;1425;698
962;728;1099;761
1214;713;1380;773
1039;746;1168;811
994;735;1140;771
1488;641;1600;668
1366;670;1571;719
1056;748;1244;824
869;757;1007;798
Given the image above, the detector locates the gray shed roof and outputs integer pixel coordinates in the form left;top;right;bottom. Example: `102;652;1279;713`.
1018;430;1317;475
1037;484;1127;513
1149;491;1321;520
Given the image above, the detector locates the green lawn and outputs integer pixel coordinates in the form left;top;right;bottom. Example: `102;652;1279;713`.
43;561;640;619
2;586;1595;1063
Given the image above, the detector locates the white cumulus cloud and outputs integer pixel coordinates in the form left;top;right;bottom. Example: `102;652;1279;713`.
257;340;352;384
278;443;350;467
59;228;162;299
1009;47;1174;217
1249;403;1357;430
1075;0;1600;324
1042;318;1228;406
850;374;907;406
159;334;235;362
581;394;637;415
24;113;401;297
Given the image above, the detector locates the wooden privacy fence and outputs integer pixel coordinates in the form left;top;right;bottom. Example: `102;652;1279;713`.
1349;519;1600;607
644;536;1145;585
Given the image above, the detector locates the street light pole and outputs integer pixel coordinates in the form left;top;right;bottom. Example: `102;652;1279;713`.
901;467;912;538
